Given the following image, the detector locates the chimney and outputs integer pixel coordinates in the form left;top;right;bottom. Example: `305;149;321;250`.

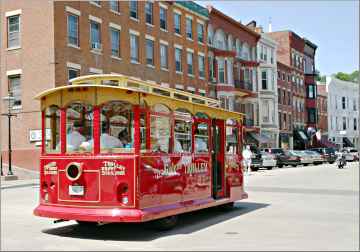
268;17;272;32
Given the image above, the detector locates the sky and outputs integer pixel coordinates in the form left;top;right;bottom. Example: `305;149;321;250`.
196;0;359;76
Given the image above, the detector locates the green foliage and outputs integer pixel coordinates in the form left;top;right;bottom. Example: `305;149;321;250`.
335;70;359;82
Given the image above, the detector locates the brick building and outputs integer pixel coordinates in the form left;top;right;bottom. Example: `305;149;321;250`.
1;0;209;170
269;30;308;149
303;39;318;133
206;6;261;146
316;82;328;136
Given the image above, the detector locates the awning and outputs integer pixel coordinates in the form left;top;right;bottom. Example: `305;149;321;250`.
343;137;354;147
294;129;308;142
247;132;271;144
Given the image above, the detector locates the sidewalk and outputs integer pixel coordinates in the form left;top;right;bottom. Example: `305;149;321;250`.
1;165;39;189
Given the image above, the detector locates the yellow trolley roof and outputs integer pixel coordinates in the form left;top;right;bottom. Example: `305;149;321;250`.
35;74;244;121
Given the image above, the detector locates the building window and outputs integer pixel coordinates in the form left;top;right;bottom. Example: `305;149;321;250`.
8;75;21;107
110;27;120;57
90;20;101;50
307;84;316;99
208;56;214;80
129;1;138;19
354;98;357;111
270;49;274;64
160;6;167;30
218;59;225;83
130;33;139;62
67;14;79;47
308;108;316;123
68;68;80;80
197;23;204;43
160;43;168;69
342;97;346;109
278;88;281;103
174;12;181;35
175;48;182;72
146;39;154;66
187;52;193;75
282;73;285;81
109;1;120;13
354;118;357;131
186;17;192;39
145;2;153;25
277;71;280;79
283;90;286;105
261;70;267;89
90;1;101;6
198;54;205;78
343;117;347;130
288;92;291;105
7;15;20;48
262;100;270;123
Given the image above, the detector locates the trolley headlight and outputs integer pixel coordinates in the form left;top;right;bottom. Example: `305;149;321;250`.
66;162;83;181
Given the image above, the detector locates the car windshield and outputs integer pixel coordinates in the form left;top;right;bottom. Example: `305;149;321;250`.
271;149;283;154
325;148;335;154
349;149;358;153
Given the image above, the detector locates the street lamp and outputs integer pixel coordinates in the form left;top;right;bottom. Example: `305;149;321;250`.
1;93;16;176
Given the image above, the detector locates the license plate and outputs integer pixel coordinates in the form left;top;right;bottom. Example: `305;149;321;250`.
69;185;84;196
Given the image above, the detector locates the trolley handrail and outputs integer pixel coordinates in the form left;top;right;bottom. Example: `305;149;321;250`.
68;74;220;108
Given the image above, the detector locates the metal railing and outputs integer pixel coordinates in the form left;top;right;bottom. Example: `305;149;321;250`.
234;80;253;91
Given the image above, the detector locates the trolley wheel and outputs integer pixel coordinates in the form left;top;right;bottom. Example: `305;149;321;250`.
218;202;235;211
278;164;283;168
266;167;273;170
153;215;178;231
291;164;297;167
329;162;335;164
251;167;259;172
76;221;98;227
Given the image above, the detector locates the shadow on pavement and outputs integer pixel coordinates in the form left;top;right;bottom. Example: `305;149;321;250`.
42;201;269;241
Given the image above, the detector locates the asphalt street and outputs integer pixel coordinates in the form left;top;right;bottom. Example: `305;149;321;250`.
1;162;359;251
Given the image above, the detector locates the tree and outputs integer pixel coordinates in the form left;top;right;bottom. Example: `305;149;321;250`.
335;70;359;82
315;69;326;82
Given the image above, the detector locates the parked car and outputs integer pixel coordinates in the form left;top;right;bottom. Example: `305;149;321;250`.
261;148;285;167
290;150;313;166
340;148;359;161
260;151;277;170
310;147;337;164
277;150;301;168
304;150;324;165
250;145;262;171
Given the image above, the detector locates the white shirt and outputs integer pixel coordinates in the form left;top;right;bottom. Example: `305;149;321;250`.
67;131;86;151
195;138;208;152
100;133;123;148
242;149;252;160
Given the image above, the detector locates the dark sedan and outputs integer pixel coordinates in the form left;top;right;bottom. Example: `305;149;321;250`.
277;150;301;168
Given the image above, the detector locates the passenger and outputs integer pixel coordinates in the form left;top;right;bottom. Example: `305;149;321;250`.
174;138;183;153
100;122;123;149
67;121;86;151
118;129;132;148
195;137;208;152
84;122;123;150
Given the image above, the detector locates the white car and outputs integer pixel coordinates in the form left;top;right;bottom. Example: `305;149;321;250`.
261;152;277;170
340;148;359;161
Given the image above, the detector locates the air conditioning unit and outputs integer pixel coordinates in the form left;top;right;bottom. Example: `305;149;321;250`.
91;42;102;50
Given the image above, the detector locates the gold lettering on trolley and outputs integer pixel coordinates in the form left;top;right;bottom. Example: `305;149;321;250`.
44;162;58;175
101;161;126;176
185;163;208;174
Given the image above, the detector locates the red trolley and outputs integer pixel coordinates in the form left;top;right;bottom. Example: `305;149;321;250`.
33;74;247;228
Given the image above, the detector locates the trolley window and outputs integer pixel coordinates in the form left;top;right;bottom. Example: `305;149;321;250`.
226;119;238;154
195;123;209;153
66;102;94;153
150;104;171;153
44;105;61;153
174;109;192;153
100;101;134;153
